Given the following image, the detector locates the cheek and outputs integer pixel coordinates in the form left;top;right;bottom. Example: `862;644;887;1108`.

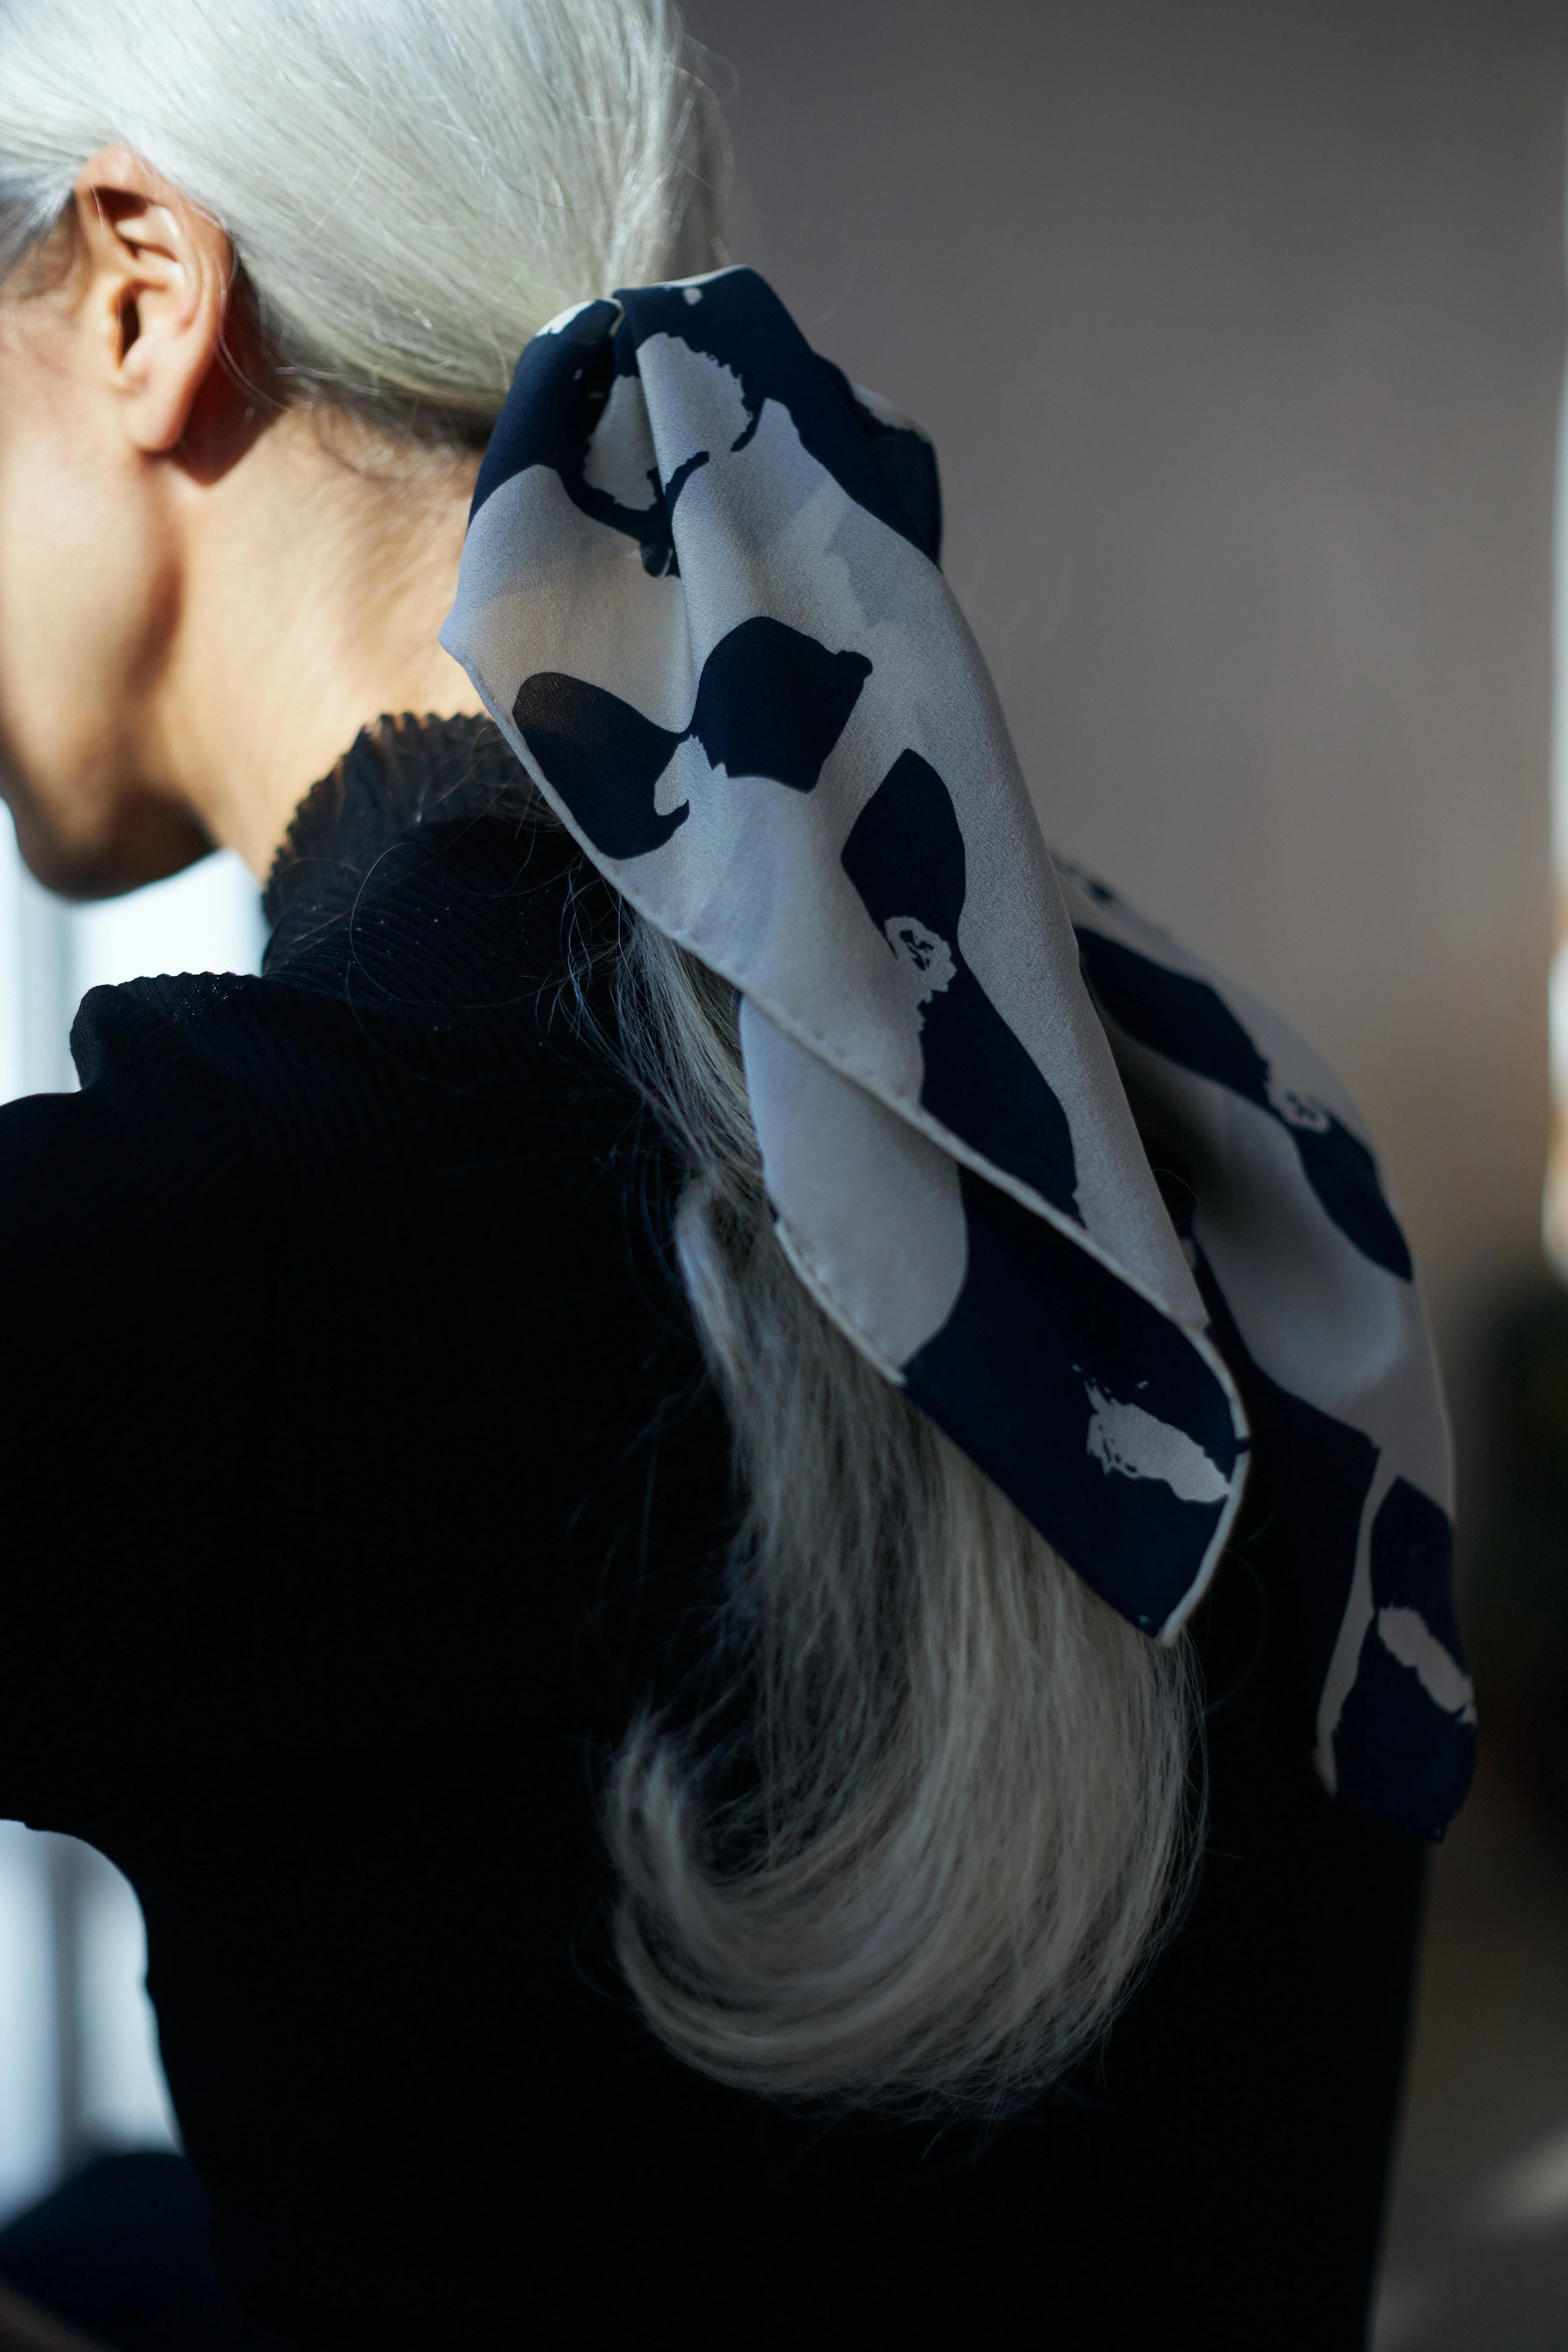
0;414;138;767
0;359;164;874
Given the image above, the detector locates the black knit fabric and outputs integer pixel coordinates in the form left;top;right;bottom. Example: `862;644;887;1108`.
0;716;1422;2350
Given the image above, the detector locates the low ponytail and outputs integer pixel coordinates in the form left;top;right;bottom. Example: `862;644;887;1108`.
602;920;1199;2106
0;0;1198;2107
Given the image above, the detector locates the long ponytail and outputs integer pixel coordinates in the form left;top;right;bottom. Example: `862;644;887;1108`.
0;0;1199;2106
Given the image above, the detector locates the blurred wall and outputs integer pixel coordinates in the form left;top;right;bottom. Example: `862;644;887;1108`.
694;0;1568;1506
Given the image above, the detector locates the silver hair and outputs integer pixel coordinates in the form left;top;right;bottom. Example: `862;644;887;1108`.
0;0;1199;2107
0;0;724;434
608;926;1199;2106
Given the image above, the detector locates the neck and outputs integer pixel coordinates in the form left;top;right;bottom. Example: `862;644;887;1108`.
155;409;486;878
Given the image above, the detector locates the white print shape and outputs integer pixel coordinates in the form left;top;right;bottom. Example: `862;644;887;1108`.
884;916;956;1008
537;297;603;336
1085;1383;1231;1505
1266;1069;1332;1133
1377;1605;1477;1722
582;372;662;511
739;997;968;1372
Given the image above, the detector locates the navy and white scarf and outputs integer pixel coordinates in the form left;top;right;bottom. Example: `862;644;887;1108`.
442;266;1474;1840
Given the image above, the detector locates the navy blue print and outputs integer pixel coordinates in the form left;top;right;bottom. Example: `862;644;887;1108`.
1369;1479;1463;1650
469;297;621;518
690;619;871;790
1076;926;1413;1280
843;752;1080;1219
473;273;938;566
514;618;871;861
907;1169;1239;1630
1191;1240;1379;1706
510;671;689;860
614;278;941;561
820;360;944;561
469;299;687;576
1189;1237;1470;1838
1335;1633;1477;1841
1335;1478;1475;1835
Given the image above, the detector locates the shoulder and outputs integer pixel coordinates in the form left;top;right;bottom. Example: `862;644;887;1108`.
0;976;274;1297
0;792;649;1310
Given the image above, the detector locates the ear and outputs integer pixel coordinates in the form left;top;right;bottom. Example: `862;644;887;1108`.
70;146;233;455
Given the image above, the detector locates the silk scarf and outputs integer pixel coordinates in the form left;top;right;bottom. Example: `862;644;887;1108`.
441;265;1474;1839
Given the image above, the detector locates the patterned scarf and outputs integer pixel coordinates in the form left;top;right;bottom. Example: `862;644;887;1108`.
442;265;1473;1839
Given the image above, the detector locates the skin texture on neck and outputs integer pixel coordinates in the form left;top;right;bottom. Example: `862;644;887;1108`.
0;146;487;896
159;409;485;879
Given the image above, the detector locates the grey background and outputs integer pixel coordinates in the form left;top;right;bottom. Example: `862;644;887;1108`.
693;0;1568;1475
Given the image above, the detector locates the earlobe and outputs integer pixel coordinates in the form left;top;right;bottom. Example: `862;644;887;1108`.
72;148;233;456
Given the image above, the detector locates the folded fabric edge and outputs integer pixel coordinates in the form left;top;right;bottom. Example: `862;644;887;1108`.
773;1196;1250;1648
441;653;1254;1649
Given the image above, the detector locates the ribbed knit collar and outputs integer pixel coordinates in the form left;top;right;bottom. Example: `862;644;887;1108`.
262;711;526;939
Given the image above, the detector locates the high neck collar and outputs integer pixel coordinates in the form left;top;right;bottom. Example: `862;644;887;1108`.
262;711;525;937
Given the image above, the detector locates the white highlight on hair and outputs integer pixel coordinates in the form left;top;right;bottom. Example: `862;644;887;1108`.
609;927;1199;2108
0;0;1199;2108
0;0;723;433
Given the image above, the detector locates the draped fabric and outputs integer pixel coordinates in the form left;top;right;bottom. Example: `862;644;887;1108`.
441;264;1473;1838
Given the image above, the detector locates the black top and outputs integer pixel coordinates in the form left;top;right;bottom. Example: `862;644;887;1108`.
0;717;1421;2351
